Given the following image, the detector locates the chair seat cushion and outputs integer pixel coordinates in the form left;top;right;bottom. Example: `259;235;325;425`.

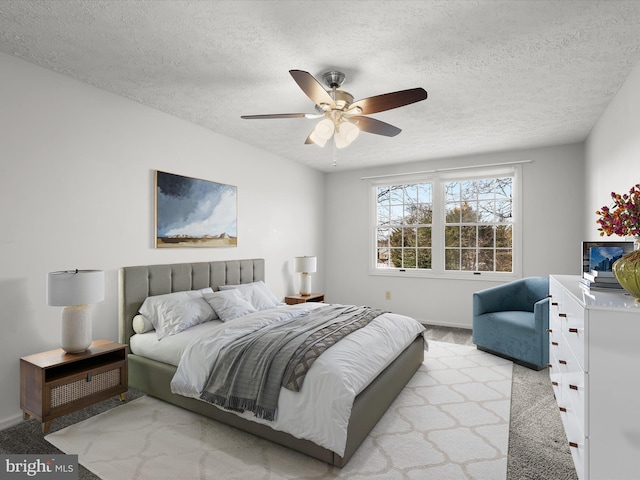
472;310;543;368
479;310;536;332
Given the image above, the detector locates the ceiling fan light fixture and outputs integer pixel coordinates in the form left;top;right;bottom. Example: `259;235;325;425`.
309;132;329;147
311;118;336;146
334;121;360;149
309;118;335;147
315;118;335;139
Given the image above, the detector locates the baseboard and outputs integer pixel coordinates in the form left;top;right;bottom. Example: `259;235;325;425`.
417;318;472;330
0;412;24;431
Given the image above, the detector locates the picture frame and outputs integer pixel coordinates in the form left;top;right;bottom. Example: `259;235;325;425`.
581;241;633;273
155;170;237;248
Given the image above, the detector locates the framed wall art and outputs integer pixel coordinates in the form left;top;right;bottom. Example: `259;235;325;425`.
155;170;237;248
581;240;633;273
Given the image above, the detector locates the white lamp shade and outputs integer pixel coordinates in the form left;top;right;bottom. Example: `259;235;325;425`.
47;270;105;306
294;256;317;274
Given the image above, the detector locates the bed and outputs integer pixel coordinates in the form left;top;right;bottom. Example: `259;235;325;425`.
118;258;425;467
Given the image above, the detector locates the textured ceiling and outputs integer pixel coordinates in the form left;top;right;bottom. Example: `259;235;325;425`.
2;1;640;172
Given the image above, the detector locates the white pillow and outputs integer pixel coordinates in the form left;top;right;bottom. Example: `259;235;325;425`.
202;289;257;322
139;288;216;340
132;314;154;334
218;281;280;310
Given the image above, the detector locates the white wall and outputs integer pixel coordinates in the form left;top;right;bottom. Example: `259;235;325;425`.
585;60;640;240
0;53;326;427
324;143;585;328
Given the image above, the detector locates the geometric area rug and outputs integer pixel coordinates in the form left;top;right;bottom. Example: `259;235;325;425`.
46;341;512;480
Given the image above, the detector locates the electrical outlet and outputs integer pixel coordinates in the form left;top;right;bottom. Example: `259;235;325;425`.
385;291;391;300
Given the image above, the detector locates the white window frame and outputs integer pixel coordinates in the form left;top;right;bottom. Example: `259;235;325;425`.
369;164;523;281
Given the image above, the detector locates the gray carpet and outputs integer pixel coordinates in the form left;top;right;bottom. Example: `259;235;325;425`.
1;325;577;480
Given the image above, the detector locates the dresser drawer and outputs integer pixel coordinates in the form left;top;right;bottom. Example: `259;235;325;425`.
548;349;562;405
558;292;585;371
548;318;562;346
558;399;587;480
558;343;586;436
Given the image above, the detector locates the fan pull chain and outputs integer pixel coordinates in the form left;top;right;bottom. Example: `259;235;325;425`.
332;141;337;167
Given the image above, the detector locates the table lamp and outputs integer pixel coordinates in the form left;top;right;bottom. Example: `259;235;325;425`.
294;256;317;296
47;269;105;353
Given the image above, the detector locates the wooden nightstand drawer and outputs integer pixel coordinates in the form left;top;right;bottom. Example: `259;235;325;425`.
48;361;125;409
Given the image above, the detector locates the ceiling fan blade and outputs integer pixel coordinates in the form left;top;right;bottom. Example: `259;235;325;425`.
350;87;427;115
289;70;336;108
351;116;402;137
241;113;308;119
304;131;315;144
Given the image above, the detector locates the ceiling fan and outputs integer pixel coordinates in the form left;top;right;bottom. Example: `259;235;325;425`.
241;70;428;149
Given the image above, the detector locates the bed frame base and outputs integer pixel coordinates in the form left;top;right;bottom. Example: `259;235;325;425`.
128;335;424;467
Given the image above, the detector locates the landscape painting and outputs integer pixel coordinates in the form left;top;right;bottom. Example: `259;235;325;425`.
155;170;237;248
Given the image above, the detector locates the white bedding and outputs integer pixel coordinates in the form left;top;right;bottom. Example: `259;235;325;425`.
132;303;425;456
130;319;224;366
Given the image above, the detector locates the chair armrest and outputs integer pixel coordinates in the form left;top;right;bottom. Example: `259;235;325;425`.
533;297;550;331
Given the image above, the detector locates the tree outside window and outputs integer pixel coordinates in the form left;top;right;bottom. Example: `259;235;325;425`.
376;183;432;269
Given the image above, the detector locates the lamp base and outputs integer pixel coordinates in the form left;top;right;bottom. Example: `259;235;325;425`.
61;305;92;353
299;273;312;296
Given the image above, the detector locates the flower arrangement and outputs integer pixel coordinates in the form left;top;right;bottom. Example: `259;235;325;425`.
596;183;640;237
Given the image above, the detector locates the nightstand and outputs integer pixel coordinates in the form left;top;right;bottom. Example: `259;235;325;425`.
284;293;325;305
20;339;128;433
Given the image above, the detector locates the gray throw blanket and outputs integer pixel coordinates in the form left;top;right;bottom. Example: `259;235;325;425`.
200;305;383;421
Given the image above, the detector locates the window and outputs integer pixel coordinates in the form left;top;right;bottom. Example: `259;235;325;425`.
444;178;513;272
376;183;433;269
371;165;521;278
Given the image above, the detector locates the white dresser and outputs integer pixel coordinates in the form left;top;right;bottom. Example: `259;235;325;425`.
549;275;640;480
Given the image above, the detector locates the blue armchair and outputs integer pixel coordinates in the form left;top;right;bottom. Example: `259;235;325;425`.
472;276;549;370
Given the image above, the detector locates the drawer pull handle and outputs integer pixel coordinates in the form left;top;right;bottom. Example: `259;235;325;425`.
559;359;567;365
552;341;559;346
559;407;567;412
86;372;92;382
547;328;553;333
559;313;567;318
569;328;579;334
569;442;579;449
548;364;553;369
551;381;559;386
552;302;558;306
569;384;578;390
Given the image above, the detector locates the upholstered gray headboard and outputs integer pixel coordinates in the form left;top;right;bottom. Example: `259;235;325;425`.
118;259;265;346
